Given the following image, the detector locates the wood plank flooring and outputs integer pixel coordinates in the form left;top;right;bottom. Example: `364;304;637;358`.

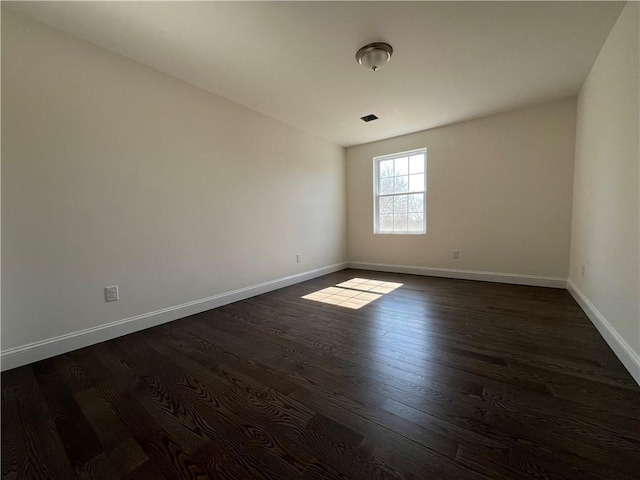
3;269;640;479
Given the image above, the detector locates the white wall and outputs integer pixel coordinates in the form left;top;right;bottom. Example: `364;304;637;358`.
568;2;639;376
346;99;577;281
1;11;346;354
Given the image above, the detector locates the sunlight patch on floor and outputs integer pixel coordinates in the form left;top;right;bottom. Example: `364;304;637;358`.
302;278;403;309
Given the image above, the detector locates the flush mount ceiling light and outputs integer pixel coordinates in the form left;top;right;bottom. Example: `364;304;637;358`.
356;42;393;71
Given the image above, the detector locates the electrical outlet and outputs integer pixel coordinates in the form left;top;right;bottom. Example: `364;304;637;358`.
452;250;460;259
296;254;301;263
581;264;586;277
105;285;119;302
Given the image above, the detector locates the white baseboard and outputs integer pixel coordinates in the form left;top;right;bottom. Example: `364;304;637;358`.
567;279;640;386
0;262;348;371
347;261;567;288
5;261;637;388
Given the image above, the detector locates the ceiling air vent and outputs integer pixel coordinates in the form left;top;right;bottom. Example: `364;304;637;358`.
360;114;379;123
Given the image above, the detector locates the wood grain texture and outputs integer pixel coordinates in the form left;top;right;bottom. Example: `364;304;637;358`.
3;269;640;479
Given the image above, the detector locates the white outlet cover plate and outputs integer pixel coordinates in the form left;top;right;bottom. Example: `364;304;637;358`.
105;285;119;302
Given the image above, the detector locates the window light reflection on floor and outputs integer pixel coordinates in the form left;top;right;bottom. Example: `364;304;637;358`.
302;278;403;309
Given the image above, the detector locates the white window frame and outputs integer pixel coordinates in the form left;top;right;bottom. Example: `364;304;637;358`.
373;148;427;235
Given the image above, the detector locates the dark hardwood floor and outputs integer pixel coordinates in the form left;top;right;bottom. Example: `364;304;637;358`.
3;269;640;479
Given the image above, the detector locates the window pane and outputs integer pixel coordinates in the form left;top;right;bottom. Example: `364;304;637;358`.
409;154;424;174
407;193;424;213
394;195;407;214
379;159;394;178
380;177;394;194
409;174;424;193
380;215;394;232
379;196;393;215
408;212;424;231
394;214;408;231
394;157;408;176
408;193;424;213
394;176;408;193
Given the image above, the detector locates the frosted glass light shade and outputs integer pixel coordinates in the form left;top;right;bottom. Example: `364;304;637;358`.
356;43;393;71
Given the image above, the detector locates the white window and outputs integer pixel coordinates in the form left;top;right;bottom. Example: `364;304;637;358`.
373;148;426;234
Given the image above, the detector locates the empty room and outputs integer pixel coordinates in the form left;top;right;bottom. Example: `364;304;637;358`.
1;1;639;479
